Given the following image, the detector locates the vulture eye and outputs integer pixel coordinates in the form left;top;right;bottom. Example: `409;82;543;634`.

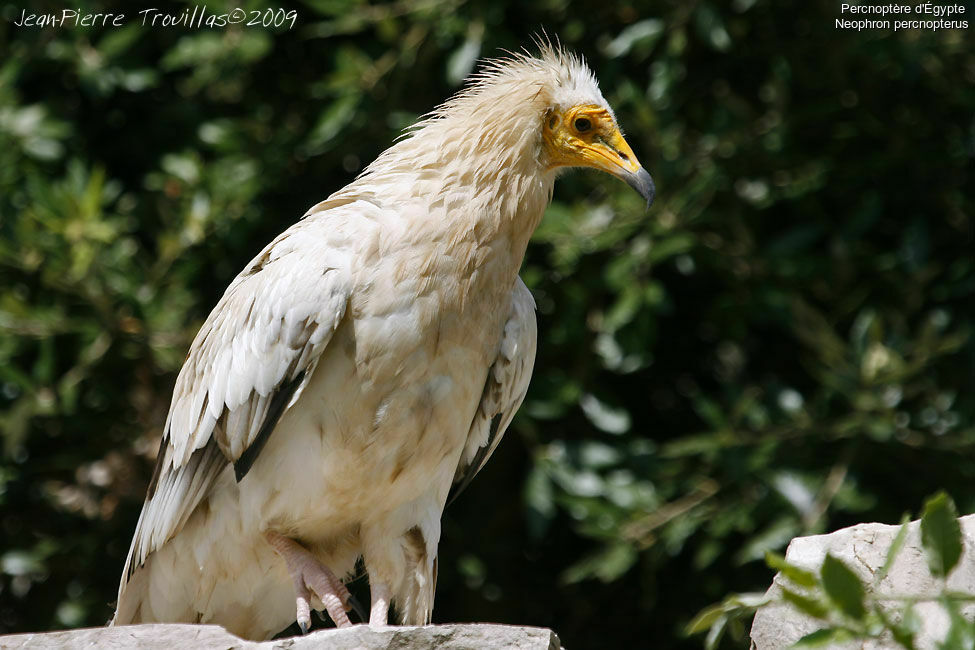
574;117;592;133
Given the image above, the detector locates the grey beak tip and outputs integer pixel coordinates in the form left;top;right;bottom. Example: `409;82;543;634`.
625;167;655;210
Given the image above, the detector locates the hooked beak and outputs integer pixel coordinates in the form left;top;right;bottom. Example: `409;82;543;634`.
567;122;655;209
586;126;655;209
544;105;656;209
623;167;655;210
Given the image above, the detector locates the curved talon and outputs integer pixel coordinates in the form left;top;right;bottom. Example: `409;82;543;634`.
346;593;368;622
294;579;312;634
265;531;353;629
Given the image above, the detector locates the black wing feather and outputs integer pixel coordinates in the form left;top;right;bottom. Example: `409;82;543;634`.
233;369;306;482
446;413;503;506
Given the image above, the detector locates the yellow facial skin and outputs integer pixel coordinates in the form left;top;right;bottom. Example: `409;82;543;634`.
544;104;655;207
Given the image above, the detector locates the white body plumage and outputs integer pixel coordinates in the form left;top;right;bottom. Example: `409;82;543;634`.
113;45;651;640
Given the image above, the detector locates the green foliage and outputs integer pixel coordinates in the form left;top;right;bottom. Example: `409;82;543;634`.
877;514;912;584
685;591;770;648
689;493;975;649
0;0;972;646
921;492;962;578
766;551;816;589
820;554;866;621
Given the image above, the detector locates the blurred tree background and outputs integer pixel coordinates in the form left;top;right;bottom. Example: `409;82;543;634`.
0;0;972;647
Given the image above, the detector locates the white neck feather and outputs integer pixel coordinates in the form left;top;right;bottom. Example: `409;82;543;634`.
324;46;605;296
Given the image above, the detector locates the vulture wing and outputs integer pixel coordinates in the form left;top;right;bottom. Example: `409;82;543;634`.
449;277;537;503
118;206;355;589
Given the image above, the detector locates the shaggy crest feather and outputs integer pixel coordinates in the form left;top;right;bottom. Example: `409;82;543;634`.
427;42;603;120
340;42;611;201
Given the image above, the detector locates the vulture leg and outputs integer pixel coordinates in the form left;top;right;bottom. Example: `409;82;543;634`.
265;531;353;630
369;581;392;627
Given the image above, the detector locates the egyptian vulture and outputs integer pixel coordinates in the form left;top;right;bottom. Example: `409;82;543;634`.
112;44;654;640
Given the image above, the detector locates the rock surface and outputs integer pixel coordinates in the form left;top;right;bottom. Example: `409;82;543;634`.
750;514;975;649
0;623;563;650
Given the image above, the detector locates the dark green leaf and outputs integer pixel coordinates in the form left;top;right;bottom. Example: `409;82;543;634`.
793;628;849;647
766;551;817;588
876;514;912;585
781;588;829;620
820;554;866;620
686;593;768;638
685;603;727;635
921;492;962;578
703;612;728;650
939;594;975;650
886;604;919;650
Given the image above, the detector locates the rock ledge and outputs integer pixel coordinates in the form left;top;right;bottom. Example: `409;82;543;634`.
750;514;975;649
0;623;563;650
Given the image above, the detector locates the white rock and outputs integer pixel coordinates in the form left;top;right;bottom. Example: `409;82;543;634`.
0;623;564;650
750;514;975;649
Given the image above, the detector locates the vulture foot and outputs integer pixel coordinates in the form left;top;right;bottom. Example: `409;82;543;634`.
265;531;353;630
